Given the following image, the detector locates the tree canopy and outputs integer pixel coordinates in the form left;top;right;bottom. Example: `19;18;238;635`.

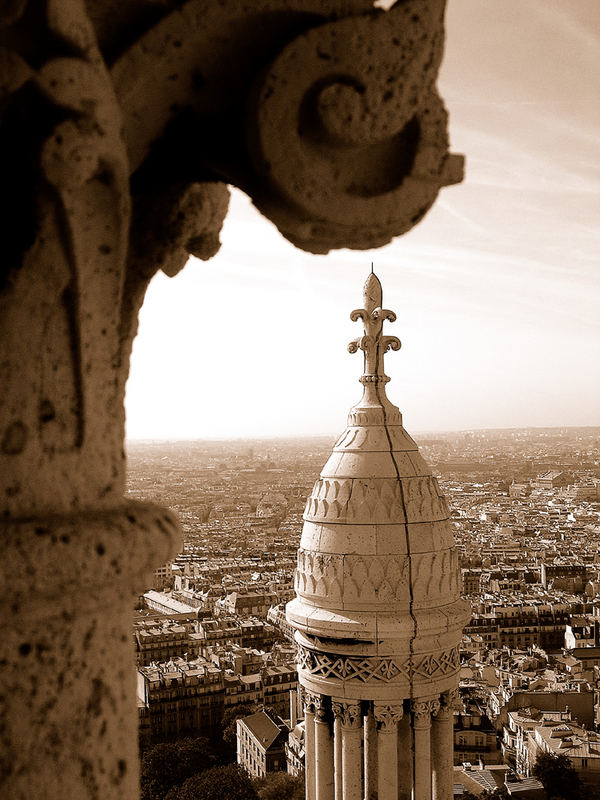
164;764;258;800
253;771;304;800
532;752;584;800
140;737;218;800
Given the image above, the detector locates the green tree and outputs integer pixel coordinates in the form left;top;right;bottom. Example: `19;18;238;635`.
165;764;258;800
253;771;304;800
532;752;583;800
221;703;258;747
140;737;218;800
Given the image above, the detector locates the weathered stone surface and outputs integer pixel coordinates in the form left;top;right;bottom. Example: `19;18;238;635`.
0;2;463;797
0;503;181;799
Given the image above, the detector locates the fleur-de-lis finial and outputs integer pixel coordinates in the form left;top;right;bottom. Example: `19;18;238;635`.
348;270;401;392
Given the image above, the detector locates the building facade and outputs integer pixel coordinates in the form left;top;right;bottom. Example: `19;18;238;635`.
286;274;469;800
237;711;289;778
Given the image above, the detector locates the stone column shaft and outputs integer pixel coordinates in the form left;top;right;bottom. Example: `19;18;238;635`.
339;703;362;800
305;702;316;800
364;708;377;800
412;700;437;800
315;704;335;800
397;713;413;800
432;692;456;800
374;704;402;800
334;710;343;800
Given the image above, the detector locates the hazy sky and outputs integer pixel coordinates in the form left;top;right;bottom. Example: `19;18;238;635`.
126;0;600;440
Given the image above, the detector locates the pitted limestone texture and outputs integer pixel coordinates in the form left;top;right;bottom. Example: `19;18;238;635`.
248;0;463;251
0;502;182;799
108;0;462;254
1;3;463;798
0;502;181;620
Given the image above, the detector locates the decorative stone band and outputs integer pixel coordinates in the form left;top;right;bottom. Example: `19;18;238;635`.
332;425;418;453
295;547;460;607
346;407;402;427
298;645;460;684
332;700;362;729
304;475;449;525
373;703;404;731
0;501;181;621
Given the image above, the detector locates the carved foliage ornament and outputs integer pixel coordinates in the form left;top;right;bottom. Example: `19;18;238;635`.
411;697;440;726
248;0;463;252
374;703;403;731
332;701;362;728
109;0;462;254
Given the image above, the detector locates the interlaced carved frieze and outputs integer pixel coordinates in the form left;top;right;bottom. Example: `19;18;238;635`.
298;646;459;684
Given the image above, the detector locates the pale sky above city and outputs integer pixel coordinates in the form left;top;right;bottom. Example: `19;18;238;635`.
125;0;600;440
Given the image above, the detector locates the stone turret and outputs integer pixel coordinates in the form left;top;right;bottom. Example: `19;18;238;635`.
286;272;469;800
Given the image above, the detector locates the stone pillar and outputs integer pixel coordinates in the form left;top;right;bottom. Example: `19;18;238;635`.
304;692;317;800
338;702;363;800
412;699;438;800
0;506;180;800
432;690;456;800
332;700;344;800
397;709;413;800
397;714;414;800
364;705;378;800
314;695;335;800
374;704;403;800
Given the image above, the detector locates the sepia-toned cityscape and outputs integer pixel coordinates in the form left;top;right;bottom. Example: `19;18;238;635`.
2;2;598;800
129;413;600;799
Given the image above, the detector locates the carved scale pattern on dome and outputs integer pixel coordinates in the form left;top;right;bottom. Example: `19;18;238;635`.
304;475;448;524
411;549;461;599
295;548;459;603
297;645;460;684
295;550;410;603
333;425;418;452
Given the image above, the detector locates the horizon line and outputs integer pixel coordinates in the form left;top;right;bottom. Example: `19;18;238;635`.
126;423;600;444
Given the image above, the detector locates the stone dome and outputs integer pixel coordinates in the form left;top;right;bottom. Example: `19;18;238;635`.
286;272;469;702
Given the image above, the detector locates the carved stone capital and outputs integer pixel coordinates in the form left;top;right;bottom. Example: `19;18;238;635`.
434;687;459;720
332;700;362;729
373;703;404;731
411;698;439;728
304;690;320;716
313;694;328;723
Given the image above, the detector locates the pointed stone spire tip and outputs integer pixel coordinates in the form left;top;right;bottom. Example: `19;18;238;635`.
348;268;401;390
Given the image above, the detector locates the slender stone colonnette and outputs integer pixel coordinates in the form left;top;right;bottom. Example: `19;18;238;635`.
287;273;469;799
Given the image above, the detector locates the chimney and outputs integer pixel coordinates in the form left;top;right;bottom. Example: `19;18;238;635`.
289;688;297;728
